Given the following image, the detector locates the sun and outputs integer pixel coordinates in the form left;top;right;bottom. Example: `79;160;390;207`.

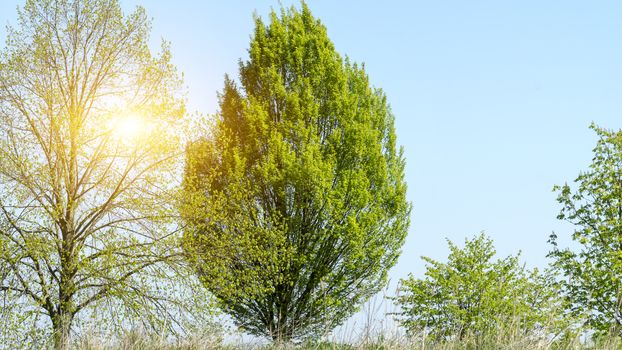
113;114;147;141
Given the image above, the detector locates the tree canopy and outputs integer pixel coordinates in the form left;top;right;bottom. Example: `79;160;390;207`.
182;3;410;342
0;0;202;348
549;124;622;337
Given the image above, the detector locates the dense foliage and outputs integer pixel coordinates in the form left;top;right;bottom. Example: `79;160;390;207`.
549;124;622;336
182;4;410;342
395;234;565;344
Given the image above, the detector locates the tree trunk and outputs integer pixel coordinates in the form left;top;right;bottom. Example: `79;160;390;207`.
270;319;293;343
54;246;76;350
52;311;73;350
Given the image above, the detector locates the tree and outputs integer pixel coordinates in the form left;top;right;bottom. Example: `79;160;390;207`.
182;4;410;342
549;124;622;337
395;234;564;345
0;1;190;348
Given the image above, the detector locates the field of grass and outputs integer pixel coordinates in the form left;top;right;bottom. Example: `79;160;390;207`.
70;332;622;350
64;320;622;350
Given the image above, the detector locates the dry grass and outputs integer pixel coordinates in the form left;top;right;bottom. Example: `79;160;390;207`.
66;330;622;350
46;288;622;350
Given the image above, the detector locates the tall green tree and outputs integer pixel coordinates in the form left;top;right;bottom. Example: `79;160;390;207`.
549;124;622;336
183;4;410;342
395;234;566;345
0;1;198;348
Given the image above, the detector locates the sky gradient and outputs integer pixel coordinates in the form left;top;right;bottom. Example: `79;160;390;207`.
1;0;620;336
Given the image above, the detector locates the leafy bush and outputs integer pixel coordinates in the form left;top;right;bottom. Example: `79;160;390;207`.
394;234;569;345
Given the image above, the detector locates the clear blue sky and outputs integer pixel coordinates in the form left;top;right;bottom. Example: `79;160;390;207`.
1;0;620;326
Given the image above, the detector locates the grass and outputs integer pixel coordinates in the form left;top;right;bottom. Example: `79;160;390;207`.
66;328;622;350
64;288;622;350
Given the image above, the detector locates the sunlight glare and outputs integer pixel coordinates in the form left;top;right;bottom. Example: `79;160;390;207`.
114;114;146;141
